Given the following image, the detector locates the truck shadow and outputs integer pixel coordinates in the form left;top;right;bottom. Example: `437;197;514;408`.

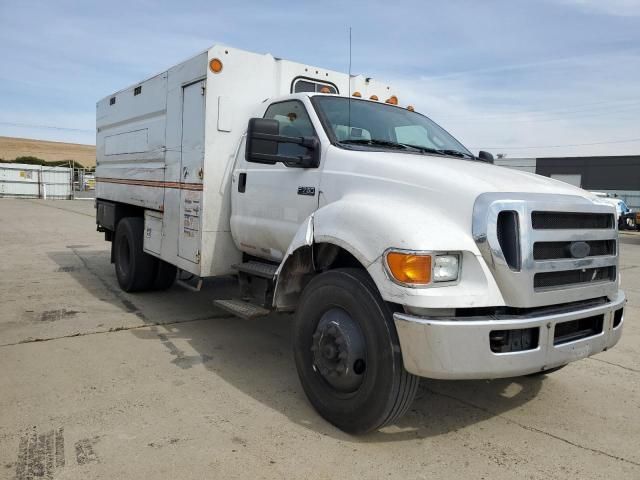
48;248;544;443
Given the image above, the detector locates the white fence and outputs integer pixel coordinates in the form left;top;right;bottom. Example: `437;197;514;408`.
0;163;73;199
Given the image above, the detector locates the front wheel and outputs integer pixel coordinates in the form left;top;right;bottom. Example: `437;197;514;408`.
293;268;419;434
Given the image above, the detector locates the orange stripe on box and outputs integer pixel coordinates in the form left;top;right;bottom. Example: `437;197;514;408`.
95;177;203;191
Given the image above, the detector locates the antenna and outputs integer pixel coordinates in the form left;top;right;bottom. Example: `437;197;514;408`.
348;27;352;138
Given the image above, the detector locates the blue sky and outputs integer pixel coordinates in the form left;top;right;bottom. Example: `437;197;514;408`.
1;0;639;157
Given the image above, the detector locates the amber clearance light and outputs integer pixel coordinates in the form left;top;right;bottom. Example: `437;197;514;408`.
386;252;432;285
209;58;223;73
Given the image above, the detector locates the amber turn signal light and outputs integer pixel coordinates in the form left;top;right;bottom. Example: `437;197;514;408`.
386;252;432;285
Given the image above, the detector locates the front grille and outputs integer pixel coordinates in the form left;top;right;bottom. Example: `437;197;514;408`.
553;314;604;345
532;212;614;230
473;193;619;308
534;266;616;290
533;240;616;260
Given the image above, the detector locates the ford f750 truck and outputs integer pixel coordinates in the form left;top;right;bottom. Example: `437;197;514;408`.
95;45;625;433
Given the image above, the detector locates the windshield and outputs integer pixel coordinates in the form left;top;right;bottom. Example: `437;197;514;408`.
312;96;472;157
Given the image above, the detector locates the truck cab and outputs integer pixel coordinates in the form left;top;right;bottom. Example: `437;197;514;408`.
95;45;625;434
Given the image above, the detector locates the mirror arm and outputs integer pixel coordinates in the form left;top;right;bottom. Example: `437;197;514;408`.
252;132;307;146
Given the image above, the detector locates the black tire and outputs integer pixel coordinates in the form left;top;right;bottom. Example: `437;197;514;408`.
293;268;419;434
113;217;157;292
527;365;566;377
153;260;177;290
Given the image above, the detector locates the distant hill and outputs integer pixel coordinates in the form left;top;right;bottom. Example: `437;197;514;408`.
0;136;95;167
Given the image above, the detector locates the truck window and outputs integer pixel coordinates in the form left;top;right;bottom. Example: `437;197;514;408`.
292;78;338;94
312;96;471;157
264;100;316;157
395;125;446;149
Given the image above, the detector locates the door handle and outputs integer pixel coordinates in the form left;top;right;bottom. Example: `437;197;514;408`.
238;172;247;193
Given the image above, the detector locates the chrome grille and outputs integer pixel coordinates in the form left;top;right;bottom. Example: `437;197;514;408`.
534;266;616;290
473;193;619;308
532;211;614;229
533;240;615;260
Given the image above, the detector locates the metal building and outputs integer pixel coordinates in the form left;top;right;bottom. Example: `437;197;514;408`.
495;155;640;207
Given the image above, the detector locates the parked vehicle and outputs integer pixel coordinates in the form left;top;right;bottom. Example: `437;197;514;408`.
589;193;635;229
95;45;625;433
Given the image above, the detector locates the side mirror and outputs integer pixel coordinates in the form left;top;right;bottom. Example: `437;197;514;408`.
245;118;320;168
477;151;494;163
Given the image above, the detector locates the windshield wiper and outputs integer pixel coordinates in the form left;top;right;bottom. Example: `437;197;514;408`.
402;144;474;159
439;149;474;159
339;139;475;159
339;139;414;150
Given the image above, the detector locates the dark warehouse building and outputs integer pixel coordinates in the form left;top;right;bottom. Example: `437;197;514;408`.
496;155;640;207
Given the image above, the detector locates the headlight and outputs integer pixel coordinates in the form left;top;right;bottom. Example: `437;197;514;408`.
433;255;459;282
385;250;460;286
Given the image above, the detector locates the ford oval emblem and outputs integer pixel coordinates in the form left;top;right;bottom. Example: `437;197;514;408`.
569;241;590;259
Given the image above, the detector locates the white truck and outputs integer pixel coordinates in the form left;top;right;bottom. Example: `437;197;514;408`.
96;45;625;434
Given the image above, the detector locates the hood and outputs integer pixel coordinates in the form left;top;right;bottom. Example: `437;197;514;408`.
327;147;590;199
320;146;610;254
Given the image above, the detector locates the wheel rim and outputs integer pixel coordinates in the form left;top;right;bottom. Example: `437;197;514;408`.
311;308;367;393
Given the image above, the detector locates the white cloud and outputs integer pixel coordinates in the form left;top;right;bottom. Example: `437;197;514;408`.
390;50;640;158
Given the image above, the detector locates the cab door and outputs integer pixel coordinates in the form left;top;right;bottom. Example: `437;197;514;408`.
231;99;320;262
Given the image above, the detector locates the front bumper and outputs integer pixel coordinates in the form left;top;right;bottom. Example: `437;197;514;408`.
394;291;625;379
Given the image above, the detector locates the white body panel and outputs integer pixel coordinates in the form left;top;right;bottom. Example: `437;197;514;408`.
96;45;398;277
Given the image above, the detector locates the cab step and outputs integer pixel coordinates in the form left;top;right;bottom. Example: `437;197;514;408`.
233;261;278;279
213;299;272;319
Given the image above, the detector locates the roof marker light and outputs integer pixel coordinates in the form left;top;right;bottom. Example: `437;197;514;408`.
369;95;379;101
209;58;223;73
407;105;415;112
385;95;398;105
352;91;362;97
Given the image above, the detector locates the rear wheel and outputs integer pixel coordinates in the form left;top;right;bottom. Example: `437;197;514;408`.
153;260;177;290
114;217;157;292
293;268;419;434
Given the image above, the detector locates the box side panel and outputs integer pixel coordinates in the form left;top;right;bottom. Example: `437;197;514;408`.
143;210;163;255
159;52;208;276
96;72;168;210
199;46;282;276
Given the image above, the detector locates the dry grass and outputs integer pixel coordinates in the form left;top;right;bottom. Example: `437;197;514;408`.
0;136;95;167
